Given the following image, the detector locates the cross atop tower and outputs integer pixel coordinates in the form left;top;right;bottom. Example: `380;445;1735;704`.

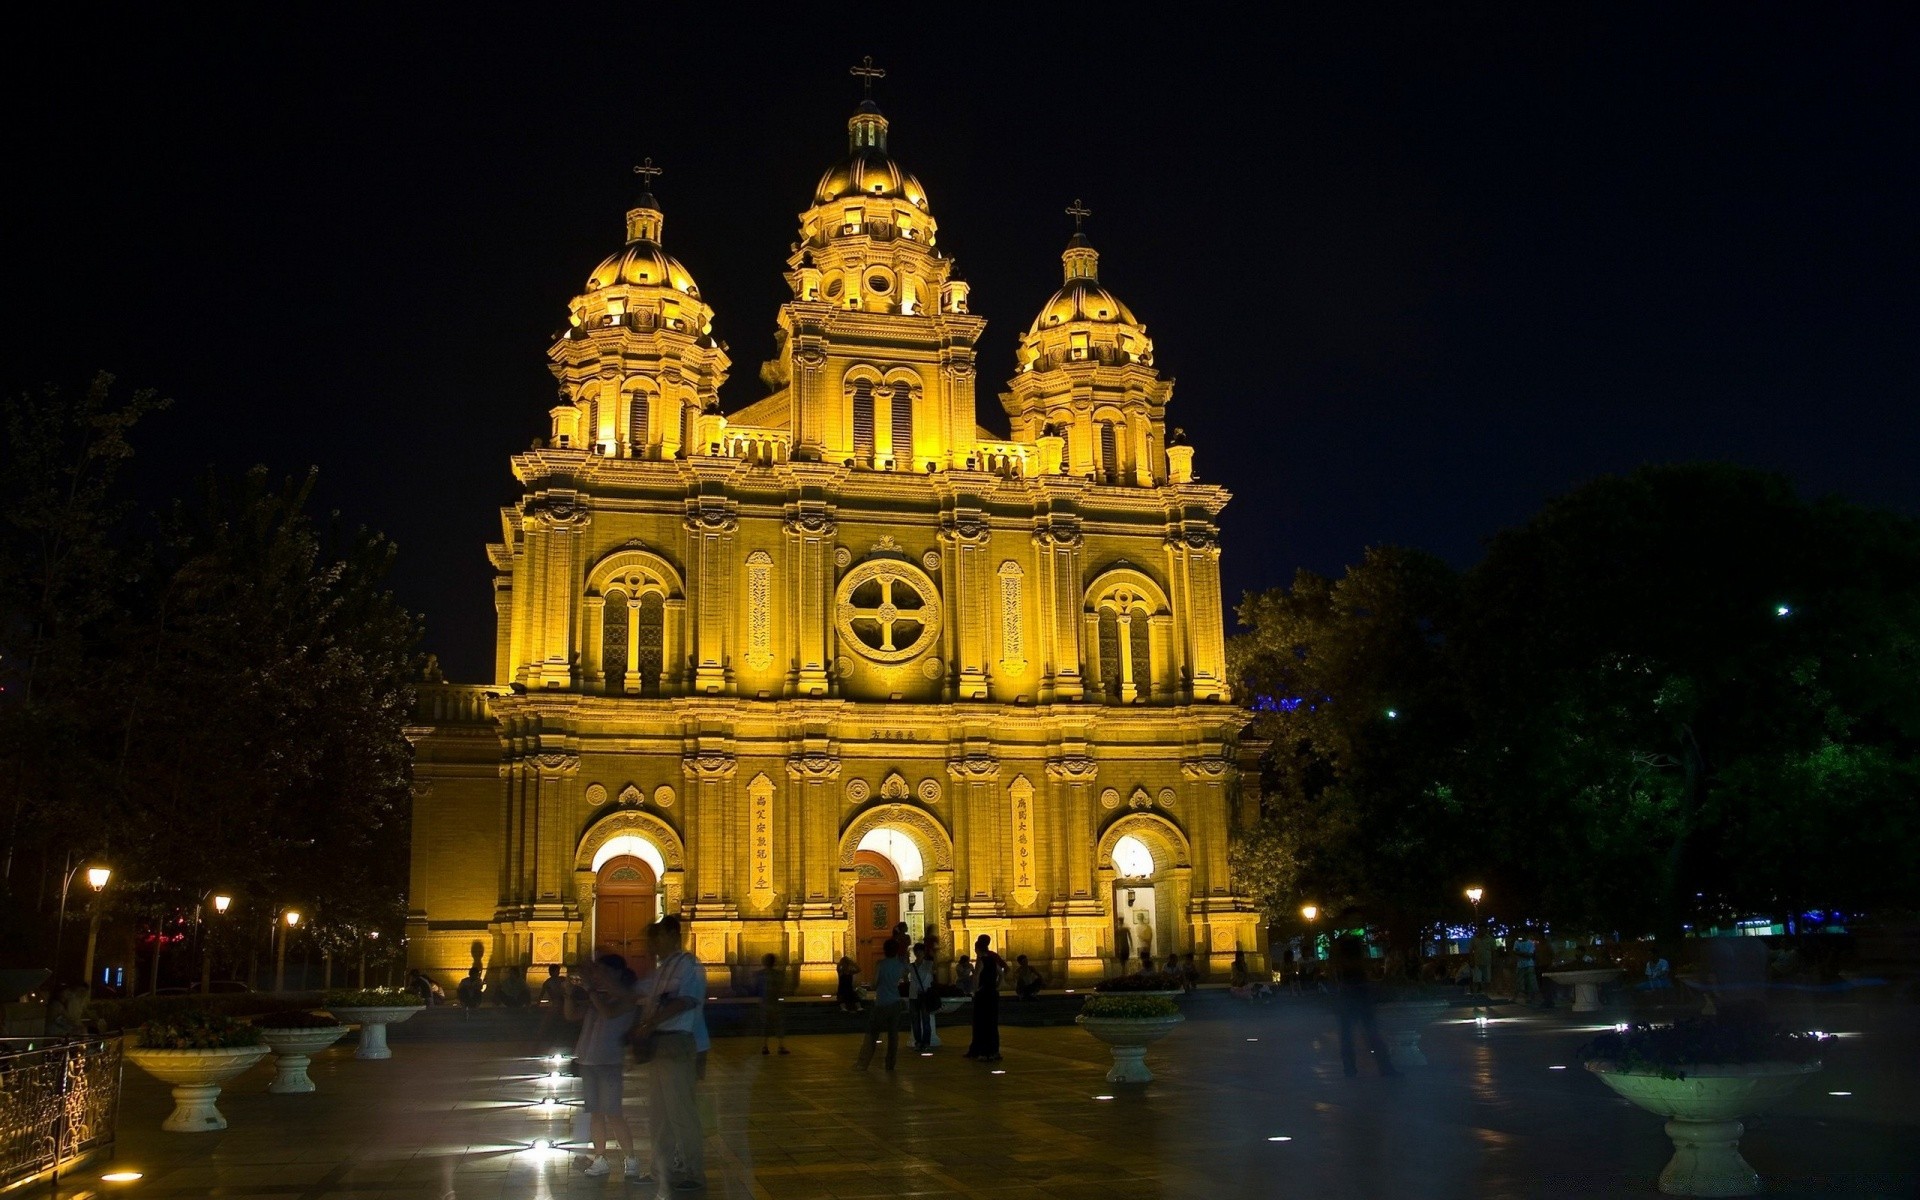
633;157;663;191
850;56;886;101
1066;199;1091;232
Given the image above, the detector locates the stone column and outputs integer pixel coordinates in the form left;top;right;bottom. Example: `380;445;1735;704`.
1035;516;1085;701
784;506;836;697
791;339;829;461
581;594;605;687
530;753;579;911
662;598;686;693
493;577;515;687
946;754;1000;912
1167;526;1227;701
940;511;992;699
624;597;642;693
684;501;738;694
787;752;843;992
682;752;738;907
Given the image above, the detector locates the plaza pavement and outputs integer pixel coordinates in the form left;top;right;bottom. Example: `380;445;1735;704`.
50;995;1920;1199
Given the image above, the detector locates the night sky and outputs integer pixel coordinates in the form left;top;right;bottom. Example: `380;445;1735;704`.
6;9;1914;682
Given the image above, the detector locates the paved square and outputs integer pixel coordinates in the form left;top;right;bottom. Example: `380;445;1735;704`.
58;998;1919;1199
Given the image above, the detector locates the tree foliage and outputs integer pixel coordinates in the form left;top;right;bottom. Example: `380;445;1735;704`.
0;375;419;975
1231;465;1920;939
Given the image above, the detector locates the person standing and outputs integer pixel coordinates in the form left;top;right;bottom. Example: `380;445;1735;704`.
1469;926;1494;996
855;940;909;1071
631;917;706;1192
1513;930;1539;1006
965;934;1005;1062
1114;922;1132;975
1331;913;1397;1078
566;955;640;1179
908;942;939;1051
835;953;861;1012
754;953;789;1055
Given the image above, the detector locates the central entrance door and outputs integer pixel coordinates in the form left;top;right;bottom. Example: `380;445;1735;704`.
853;849;900;980
593;855;657;965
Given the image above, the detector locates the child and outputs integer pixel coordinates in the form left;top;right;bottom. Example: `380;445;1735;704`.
755;953;789;1055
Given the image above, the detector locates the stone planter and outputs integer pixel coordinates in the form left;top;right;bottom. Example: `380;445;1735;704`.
124;1044;272;1132
1375;998;1452;1067
1075;1013;1185;1083
257;1024;348;1093
324;1005;421;1060
1586;1060;1822;1196
1546;967;1622;1013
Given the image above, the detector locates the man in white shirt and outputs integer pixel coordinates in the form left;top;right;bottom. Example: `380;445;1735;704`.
631;916;706;1191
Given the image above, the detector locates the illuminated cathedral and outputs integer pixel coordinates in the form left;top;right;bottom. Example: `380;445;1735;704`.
407;71;1267;991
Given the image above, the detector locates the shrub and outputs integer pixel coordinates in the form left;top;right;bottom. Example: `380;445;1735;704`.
92;992;322;1031
1081;994;1181;1020
1578;1015;1827;1080
252;1010;342;1030
1094;971;1186;993
135;1010;263;1050
322;987;424;1008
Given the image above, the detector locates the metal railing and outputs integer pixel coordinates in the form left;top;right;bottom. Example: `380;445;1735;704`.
0;1036;123;1191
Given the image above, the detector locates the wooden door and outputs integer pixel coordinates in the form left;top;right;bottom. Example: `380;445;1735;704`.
594;855;657;965
853;850;900;981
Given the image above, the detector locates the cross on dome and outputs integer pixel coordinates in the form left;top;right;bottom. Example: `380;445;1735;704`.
633;158;663;189
1066;199;1091;232
850;56;886;100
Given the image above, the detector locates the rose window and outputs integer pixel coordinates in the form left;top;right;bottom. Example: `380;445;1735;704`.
834;559;941;664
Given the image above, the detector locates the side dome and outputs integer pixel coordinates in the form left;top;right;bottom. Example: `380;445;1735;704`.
586;243;701;297
585;192;701;298
1026;235;1137;334
813;101;929;209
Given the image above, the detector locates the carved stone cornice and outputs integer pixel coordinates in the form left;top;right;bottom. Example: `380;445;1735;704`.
785;753;842;782
945;754;1001;783
783;508;836;538
530;494;590;531
939;512;991;545
531;752;580;774
1045;755;1099;783
1167;527;1219;556
683;500;738;535
682;752;737;782
1033;516;1083;550
1181;756;1232;781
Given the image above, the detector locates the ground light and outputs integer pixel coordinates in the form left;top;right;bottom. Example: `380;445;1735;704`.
1266;1136;1293;1143
1829;1091;1852;1097
1093;1094;1114;1101
101;1171;143;1182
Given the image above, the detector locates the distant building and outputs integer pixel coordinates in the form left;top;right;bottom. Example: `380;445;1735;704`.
407;80;1266;992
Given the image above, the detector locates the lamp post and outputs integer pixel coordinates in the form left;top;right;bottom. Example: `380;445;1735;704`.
77;866;112;994
198;893;232;994
1300;904;1319;969
274;909;301;993
358;930;380;989
1465;886;1484;928
50;860;111;992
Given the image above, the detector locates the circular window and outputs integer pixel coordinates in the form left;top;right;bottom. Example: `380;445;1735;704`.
867;273;892;295
834;559;942;664
825;277;843;299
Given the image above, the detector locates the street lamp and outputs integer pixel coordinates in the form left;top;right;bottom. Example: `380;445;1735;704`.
51;860;112;996
199;892;233;994
1465;886;1484;927
274;909;302;993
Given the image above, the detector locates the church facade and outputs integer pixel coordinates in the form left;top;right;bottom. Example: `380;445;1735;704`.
407;90;1268;992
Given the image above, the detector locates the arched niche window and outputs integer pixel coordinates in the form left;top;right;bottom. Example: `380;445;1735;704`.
602;589;665;695
888;385;913;468
627;391;652;456
585;398;601;453
851;380;876;464
680;404;696;460
1087;571;1171;704
1098;421;1120;484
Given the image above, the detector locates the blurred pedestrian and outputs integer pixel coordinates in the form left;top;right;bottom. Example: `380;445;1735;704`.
632;917;706;1191
1331;912;1397;1078
909;942;939;1050
856;940;908;1071
836;953;860;1012
567;955;640;1179
965;934;1005;1062
754;953;789;1055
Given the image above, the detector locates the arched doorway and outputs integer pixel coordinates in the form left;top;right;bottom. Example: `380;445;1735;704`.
593;855;657;964
853;850;899;979
1113;834;1159;962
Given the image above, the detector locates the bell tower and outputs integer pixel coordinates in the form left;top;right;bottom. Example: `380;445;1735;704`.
1002;204;1180;487
548;161;731;462
760;60;986;471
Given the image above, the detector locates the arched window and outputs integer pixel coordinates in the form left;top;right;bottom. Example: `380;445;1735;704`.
627;393;650;456
587;399;601;452
851;380;876;463
602;588;629;692
680;404;696;459
1087;573;1169;705
888;387;913;468
635;593;664;692
1098;421;1120;483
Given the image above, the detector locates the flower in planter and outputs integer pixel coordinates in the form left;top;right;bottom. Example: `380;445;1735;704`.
1578;1015;1827;1081
253;1010;343;1029
1080;994;1181;1020
136;1010;264;1050
322;987;425;1008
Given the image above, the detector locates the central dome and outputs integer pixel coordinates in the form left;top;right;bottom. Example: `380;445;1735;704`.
1027;236;1137;334
813;102;929;209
